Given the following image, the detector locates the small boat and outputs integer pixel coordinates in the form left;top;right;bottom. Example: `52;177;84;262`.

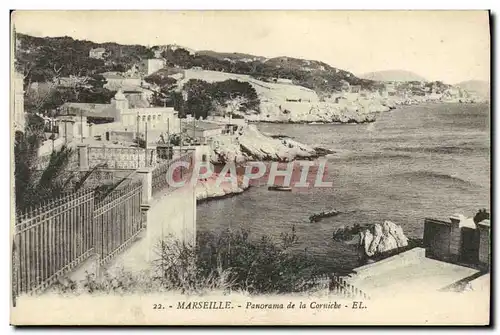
268;185;292;192
309;210;340;222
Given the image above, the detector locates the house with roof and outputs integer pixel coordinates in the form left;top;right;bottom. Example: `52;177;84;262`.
102;72;143;91
123;90;151;108
153;49;163;59
350;85;361;93
140;59;166;76
58;90;181;140
182;120;224;141
89;47;106;59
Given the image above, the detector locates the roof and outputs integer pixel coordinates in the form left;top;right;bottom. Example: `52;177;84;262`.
349;248;480;298
183;120;224;131
101;71;124;79
102;72;126;79
60;102;117;119
146;58;165;63
102;72;142;81
90;47;106;52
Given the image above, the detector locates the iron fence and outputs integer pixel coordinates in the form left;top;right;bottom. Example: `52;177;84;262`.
94;180;144;265
13;189;95;295
330;275;370;299
13;179;144;298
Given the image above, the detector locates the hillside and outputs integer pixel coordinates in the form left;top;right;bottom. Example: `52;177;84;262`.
15;33;153;84
456;80;490;98
14;32;482;126
15;32;378;95
359;70;428;82
196;50;266;63
179;69;319;103
157;46;376;93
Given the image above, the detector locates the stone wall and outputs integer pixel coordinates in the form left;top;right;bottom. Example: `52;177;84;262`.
478;220;490;268
424;216;490;269
423;218;451;260
449;216;462;261
144;183;197;262
88;146;157;170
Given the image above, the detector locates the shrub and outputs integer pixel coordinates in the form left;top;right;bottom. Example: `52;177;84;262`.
51;226;335;296
193;226;328;294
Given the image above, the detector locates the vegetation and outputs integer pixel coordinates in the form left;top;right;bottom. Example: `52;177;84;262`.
16;32;376;100
16;33;152;85
14;114;119;212
14;118;77;212
148;77;260;119
473;209;490;224
161;46;376;92
53;226;340;295
24;74;116;115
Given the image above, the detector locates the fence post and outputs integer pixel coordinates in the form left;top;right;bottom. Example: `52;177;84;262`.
77;143;89;172
137;166;154;210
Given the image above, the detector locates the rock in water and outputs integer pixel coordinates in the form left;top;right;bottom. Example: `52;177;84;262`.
359;229;374;256
359;221;408;257
210;124;317;163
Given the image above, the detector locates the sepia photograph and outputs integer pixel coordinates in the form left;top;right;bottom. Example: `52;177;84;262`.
9;10;491;325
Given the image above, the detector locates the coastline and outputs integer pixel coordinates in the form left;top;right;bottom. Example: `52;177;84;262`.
243;97;487;125
196;186;249;204
202;99;487;198
195;176;250;203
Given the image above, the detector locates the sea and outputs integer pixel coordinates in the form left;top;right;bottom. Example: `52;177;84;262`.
197;103;491;270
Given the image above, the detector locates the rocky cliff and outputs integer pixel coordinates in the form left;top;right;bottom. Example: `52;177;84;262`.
195;175;249;202
209;124;320;164
359;221;409;257
245;100;383;124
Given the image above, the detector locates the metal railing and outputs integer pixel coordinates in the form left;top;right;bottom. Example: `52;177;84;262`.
296;274;370;299
13;189;95;295
94;180;143;266
330;275;370;299
13;180;144;298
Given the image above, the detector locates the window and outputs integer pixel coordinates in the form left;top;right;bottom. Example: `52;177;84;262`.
147;115;151;121
142;115;146;121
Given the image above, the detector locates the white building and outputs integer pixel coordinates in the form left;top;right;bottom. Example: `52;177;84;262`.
182;120;224;140
89;48;106;59
112;90;180;132
13;72;25;132
60;90;180;138
102;72;143;91
153;49;163;58
140;59;166;75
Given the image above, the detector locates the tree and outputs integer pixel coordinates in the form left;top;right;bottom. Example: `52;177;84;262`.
14;119;77;212
144;73;177;88
183;79;214;119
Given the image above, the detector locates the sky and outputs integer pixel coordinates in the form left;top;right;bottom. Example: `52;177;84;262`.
12;10;491;84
